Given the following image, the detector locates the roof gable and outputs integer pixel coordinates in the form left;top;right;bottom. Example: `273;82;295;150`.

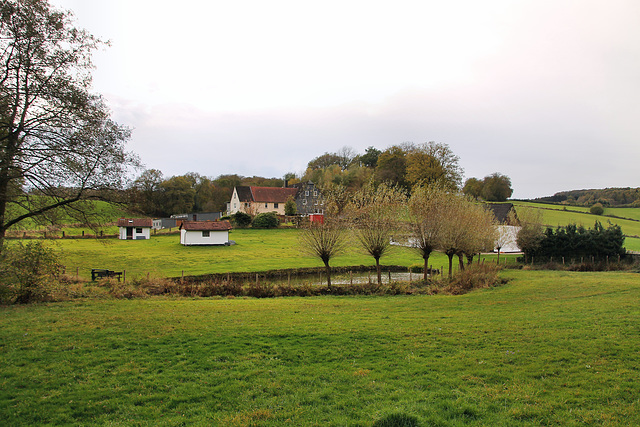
235;186;254;202
484;203;515;224
117;218;152;228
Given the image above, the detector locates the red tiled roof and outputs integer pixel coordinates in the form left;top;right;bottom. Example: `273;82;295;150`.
250;187;297;203
180;220;233;231
117;218;152;227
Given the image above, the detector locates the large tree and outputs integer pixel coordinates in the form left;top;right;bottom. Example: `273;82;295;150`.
0;0;136;241
405;141;463;191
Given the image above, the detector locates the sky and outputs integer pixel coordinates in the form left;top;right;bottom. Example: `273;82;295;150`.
50;0;640;199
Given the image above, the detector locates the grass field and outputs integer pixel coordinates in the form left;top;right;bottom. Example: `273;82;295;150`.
512;202;640;252
44;229;507;280
2;269;639;425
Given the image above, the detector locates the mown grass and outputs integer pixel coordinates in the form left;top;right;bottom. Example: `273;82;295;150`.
1;269;639;425
47;229;500;280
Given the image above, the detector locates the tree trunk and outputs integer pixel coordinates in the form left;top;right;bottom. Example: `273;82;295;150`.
457;253;465;271
447;253;454;279
375;257;382;284
423;254;430;281
323;260;332;290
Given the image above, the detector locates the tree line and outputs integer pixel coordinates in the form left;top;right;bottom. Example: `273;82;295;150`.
535;188;640;207
517;219;625;263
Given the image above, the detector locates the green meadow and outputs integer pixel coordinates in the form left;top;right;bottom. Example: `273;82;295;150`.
48;229;471;280
2;270;639;425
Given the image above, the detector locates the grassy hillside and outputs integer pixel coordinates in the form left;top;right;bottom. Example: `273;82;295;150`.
2;270;639;425
512;201;640;252
6;200;130;235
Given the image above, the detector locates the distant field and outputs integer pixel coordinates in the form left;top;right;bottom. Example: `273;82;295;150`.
512;201;640;237
2;270;639;425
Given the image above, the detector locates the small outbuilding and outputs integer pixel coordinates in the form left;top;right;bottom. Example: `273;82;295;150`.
117;218;153;240
180;220;233;246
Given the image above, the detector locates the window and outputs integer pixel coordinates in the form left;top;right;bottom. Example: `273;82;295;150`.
302;199;307;205
274;203;279;208
314;200;318;205
305;190;309;196
202;231;210;237
136;228;142;233
314;191;318;196
265;203;268;208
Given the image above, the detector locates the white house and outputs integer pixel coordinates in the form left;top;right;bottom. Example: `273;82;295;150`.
228;186;298;215
117;218;152;240
180;220;233;246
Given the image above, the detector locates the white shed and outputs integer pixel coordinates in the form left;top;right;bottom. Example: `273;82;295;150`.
117;218;152;240
180;220;233;246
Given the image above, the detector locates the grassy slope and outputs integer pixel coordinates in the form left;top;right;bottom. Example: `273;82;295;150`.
51;229;483;280
512;201;640;252
1;270;639;425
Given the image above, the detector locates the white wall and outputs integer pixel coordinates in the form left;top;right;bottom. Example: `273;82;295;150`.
119;226;151;240
180;229;229;245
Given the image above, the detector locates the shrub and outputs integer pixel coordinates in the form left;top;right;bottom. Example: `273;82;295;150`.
442;264;503;295
252;212;279;228
231;212;252;228
0;241;62;304
590;203;604;215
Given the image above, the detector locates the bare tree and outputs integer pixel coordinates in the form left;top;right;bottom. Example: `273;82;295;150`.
407;185;447;280
0;0;137;243
437;193;496;278
347;182;406;284
299;220;347;289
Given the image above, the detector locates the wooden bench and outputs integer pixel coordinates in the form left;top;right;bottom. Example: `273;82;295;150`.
91;269;123;282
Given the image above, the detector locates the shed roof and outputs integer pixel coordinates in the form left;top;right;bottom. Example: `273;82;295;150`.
180;220;233;231
117;218;153;227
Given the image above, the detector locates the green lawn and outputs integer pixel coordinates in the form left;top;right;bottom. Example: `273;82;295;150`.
49;229;504;280
2;270;639;425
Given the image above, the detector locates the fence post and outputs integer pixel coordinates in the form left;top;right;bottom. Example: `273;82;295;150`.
409;267;412;283
76;267;79;279
123;270;126;283
350;271;353;285
181;270;184;283
388;270;391;283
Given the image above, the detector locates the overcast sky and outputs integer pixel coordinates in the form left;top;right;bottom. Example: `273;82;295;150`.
50;0;640;199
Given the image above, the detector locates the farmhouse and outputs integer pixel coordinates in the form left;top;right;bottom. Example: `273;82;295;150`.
117;218;152;240
228;183;324;216
228;186;298;215
180;220;233;246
